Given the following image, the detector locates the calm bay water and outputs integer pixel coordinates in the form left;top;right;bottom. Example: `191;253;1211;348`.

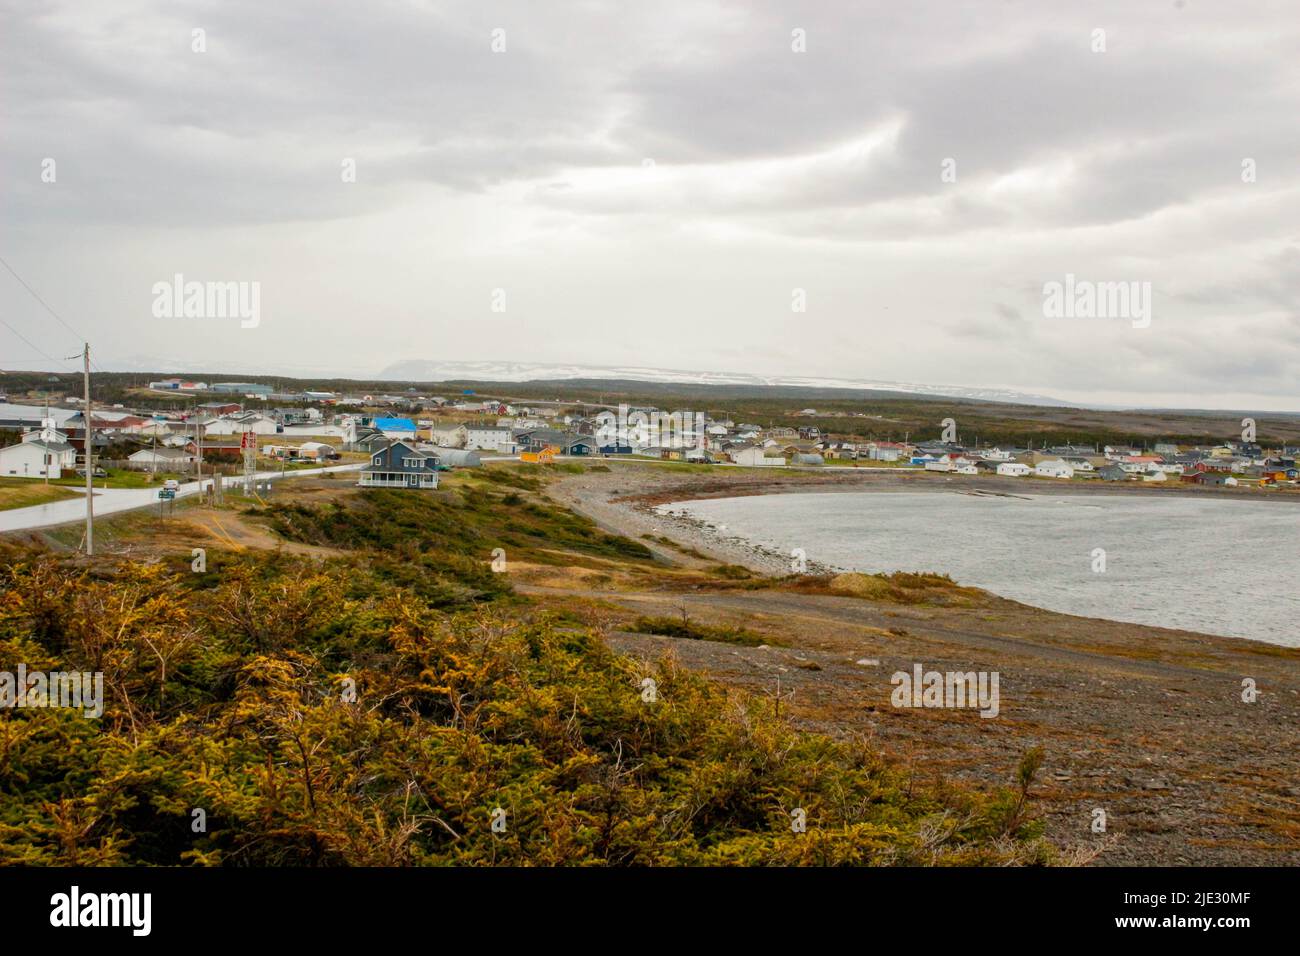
662;491;1300;645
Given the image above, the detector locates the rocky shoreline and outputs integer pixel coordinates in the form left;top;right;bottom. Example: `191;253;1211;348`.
541;462;1300;867
549;462;1300;580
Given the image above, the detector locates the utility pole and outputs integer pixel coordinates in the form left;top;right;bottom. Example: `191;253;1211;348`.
83;343;93;556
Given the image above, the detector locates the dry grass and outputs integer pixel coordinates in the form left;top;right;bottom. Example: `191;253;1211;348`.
819;571;988;607
0;479;79;511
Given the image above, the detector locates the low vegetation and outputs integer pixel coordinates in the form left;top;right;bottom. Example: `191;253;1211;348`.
259;472;655;571
0;484;1055;866
625;615;774;647
790;571;988;607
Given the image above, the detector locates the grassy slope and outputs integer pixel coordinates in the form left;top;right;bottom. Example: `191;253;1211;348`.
0;466;1054;866
0;479;79;511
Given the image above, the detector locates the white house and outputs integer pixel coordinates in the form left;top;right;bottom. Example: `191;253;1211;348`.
866;442;905;462
128;447;197;468
138;420;180;438
996;462;1032;477
429;423;468;448
465;425;516;453
1035;460;1075;479
733;446;785;467
0;433;77;478
203;413;278;436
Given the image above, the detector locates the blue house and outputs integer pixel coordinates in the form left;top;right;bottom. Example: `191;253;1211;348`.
358;441;440;489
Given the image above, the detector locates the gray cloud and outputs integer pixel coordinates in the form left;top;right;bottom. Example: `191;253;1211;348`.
1;0;1298;408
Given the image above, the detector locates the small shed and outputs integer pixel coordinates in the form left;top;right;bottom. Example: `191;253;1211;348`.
299;441;335;460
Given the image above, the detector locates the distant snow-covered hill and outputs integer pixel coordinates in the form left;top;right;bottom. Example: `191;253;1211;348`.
94;353;1071;406
375;360;1071;407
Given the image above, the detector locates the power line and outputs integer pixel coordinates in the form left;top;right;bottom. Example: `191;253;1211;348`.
0;252;107;373
0;314;76;369
0;253;87;343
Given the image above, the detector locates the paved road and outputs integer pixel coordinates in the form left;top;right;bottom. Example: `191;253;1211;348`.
0;463;363;533
0;455;906;534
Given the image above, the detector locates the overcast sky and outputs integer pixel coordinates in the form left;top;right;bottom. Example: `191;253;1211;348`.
2;0;1298;409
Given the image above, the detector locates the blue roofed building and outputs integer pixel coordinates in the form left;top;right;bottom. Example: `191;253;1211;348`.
374;417;418;439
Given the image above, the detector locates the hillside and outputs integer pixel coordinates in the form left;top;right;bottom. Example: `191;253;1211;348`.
0;468;1054;866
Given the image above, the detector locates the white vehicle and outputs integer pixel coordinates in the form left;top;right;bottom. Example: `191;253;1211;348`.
163;479;180;491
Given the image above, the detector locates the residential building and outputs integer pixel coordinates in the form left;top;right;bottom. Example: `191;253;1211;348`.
465;425;515;453
127;447;198;469
358;441;440;489
0;433;77;478
374;417;418;440
428;422;469;448
733;446;785;467
1035;460;1075;479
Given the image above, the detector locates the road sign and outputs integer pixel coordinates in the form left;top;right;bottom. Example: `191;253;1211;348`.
158;489;175;500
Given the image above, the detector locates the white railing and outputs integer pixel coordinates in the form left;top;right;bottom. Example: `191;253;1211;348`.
358;473;435;487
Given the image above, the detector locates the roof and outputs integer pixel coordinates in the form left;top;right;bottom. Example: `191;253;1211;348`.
374;417;417;431
363;441;440;472
516;428;571;443
4;438;75;453
129;446;194;460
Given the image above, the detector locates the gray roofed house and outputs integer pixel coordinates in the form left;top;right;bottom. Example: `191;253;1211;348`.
128;446;198;466
350;431;392;453
514;428;572;451
359;440;440;489
0;435;79;478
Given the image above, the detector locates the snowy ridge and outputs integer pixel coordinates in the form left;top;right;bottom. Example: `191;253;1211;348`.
376;360;1071;407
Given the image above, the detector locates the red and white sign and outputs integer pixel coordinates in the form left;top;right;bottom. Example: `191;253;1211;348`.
240;431;256;449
